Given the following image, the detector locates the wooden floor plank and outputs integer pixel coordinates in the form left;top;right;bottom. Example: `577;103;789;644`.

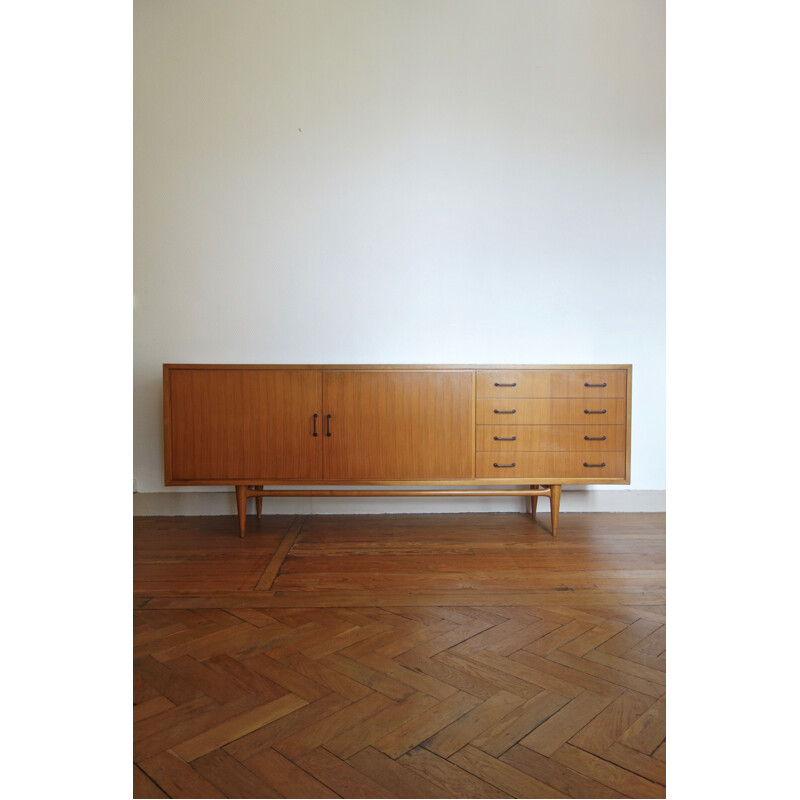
254;515;306;590
133;696;176;724
347;746;453;798
619;697;667;754
239;651;332;701
133;763;168;799
423;690;526;758
171;693;307;762
509;649;625;698
295;747;396;798
374;691;482;758
449;744;569;798
545;648;666;698
136;750;223;799
273;649;373;701
242;747;339;798
518;691;615;756
223;693;352;763
568;690;656;755
399;746;513;798
191;748;282;798
500;745;626;799
551;742;667;798
470;691;570;757
325;692;439;759
394;650;504;700
603;742;667;785
135;697;259;761
275;691;393;760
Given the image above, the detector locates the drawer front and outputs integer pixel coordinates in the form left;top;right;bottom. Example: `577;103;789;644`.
476;425;626;452
476;398;626;426
477;370;627;398
476;452;626;480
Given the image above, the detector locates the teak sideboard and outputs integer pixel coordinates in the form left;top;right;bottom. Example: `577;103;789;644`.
163;364;632;537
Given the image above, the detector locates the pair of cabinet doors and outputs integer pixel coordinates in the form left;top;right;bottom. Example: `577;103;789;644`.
165;368;474;483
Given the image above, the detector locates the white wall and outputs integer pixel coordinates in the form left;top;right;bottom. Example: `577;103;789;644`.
134;0;665;513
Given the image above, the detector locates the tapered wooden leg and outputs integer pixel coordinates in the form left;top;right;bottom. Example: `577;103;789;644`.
530;485;538;520
550;484;561;537
235;485;248;538
256;486;263;519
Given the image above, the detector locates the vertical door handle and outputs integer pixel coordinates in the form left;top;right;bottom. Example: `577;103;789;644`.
312;413;318;437
326;414;332;437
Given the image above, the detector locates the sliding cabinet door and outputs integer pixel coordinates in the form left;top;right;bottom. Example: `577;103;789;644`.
323;370;474;480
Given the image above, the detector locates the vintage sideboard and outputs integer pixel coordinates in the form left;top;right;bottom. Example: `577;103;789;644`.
163;364;632;536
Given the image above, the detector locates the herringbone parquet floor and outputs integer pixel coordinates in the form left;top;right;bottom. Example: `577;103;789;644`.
134;512;666;798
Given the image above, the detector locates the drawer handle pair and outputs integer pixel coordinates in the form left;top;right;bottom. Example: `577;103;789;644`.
493;462;516;468
584;435;607;441
583;462;606;468
494;435;516;441
494;382;517;387
584;409;606;414
494;409;516;414
584;382;607;387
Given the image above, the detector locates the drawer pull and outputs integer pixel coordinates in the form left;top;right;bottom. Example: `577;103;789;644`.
494;409;517;414
494;435;517;441
584;435;607;441
584;382;607;387
494;382;517;387
313;413;318;437
583;462;606;468
326;414;332;437
584;409;607;414
493;462;517;468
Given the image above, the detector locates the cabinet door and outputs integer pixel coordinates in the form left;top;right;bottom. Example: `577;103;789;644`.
166;368;322;481
323;370;474;480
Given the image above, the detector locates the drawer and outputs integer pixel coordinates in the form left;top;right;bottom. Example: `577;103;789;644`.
476;370;627;398
476;425;626;452
476;452;626;480
476;398;626;426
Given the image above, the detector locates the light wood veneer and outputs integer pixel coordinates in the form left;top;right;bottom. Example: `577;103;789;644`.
163;364;632;536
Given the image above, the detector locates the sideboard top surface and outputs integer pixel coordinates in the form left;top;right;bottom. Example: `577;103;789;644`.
164;364;632;371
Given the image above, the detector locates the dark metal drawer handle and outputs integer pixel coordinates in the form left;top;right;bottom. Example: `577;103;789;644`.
584;435;607;441
494;436;517;441
584;409;607;414
493;462;516;468
326;414;332;437
494;409;517;414
584;382;607;387
313;413;318;437
494;382;517;387
583;462;606;468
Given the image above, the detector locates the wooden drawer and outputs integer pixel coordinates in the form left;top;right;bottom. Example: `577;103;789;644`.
476;370;627;398
476;398;626;426
476;425;626;452
476;452;626;480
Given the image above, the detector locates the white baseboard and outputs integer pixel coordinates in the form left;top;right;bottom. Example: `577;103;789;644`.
133;488;665;516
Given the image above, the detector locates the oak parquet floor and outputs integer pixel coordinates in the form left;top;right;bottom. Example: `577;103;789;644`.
134;512;665;797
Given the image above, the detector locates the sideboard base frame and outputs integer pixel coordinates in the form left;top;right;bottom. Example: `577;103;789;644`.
235;484;561;538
